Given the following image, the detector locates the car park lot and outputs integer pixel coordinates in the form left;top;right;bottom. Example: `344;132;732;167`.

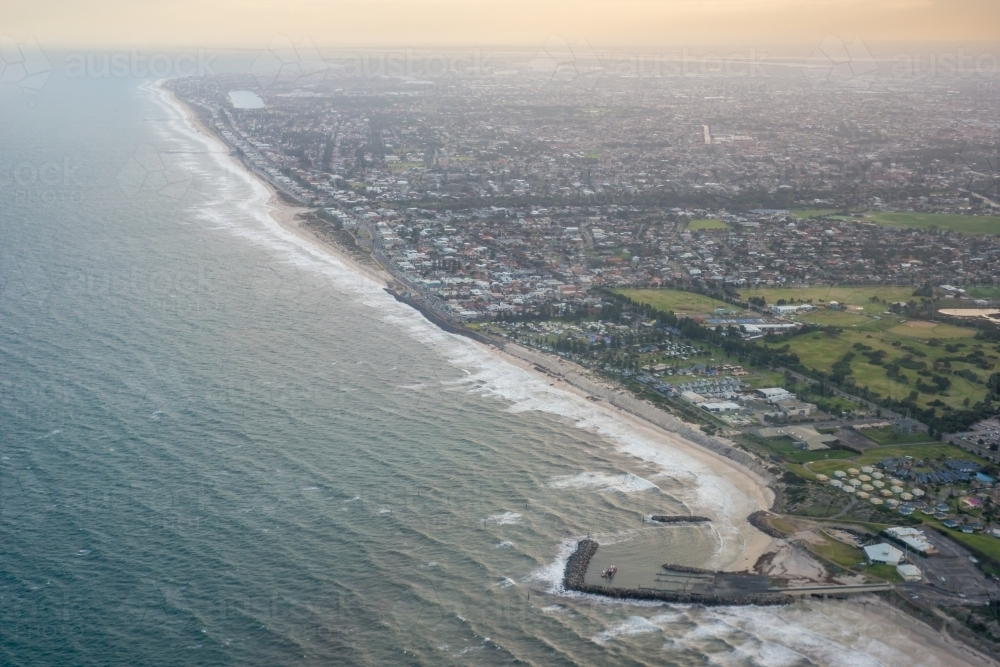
951;419;1000;463
906;528;992;604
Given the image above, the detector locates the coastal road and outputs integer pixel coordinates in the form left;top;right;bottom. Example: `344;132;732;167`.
363;221;461;326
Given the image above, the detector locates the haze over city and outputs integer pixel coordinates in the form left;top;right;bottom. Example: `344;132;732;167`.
2;1;999;666
7;0;1000;47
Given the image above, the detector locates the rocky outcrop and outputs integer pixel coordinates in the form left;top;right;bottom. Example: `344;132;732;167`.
748;511;787;538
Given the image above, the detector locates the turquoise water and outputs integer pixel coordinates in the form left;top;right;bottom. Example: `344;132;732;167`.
0;76;960;666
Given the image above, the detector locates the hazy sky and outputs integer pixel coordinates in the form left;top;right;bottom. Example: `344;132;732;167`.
5;0;999;49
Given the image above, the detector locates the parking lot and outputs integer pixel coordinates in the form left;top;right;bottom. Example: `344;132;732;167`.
951;418;1000;463
906;528;992;604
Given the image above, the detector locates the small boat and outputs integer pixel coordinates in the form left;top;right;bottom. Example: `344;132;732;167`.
601;565;618;580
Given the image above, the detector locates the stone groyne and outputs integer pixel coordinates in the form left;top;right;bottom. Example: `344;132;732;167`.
563;540;790;606
649;515;711;524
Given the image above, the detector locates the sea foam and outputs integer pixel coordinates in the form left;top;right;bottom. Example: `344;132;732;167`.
549;472;658;494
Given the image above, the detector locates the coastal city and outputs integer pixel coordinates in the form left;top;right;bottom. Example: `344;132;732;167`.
10;0;1000;664
170;61;1000;318
169;56;1000;652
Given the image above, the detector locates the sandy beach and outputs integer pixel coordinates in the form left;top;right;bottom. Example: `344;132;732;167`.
488;340;777;570
237;190;1000;664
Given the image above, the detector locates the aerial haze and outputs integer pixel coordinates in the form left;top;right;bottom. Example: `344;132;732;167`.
6;0;1000;47
2;1;1000;666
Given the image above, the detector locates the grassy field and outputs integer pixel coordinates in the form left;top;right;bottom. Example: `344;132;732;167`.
866;212;1000;235
614;288;733;316
737;286;916;313
797;310;872;327
687;218;728;231
621;288;993;414
854;444;988;466
810;532;864;568
769;516;797;534
965;286;1000;299
805;459;856;477
863;564;904;583
755;435;859;463
887;321;973;339
767;320;994;411
802;444;986;477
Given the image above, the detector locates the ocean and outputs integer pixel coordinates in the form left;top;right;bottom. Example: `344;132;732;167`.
0;74;971;666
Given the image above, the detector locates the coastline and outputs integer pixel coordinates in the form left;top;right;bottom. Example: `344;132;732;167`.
157;84;1000;665
486;339;777;571
163;83;778;569
164;83;775;571
163;84;394;288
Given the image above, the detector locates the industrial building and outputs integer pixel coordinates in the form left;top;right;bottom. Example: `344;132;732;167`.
882;527;938;557
757;387;795;403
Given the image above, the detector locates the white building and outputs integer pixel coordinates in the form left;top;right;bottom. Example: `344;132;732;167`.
882;527;938;556
701;401;741;414
863;543;904;565
757;387;794;403
896;564;922;582
770;304;815;315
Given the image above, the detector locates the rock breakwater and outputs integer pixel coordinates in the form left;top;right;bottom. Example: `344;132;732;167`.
563;539;790;606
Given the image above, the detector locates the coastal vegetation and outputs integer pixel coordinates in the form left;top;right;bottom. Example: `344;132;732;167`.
766;324;993;414
601;286;1000;436
807;532;864;568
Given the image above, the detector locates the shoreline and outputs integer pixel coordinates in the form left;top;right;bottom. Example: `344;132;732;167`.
486;339;777;571
162;84;394;288
163;83;778;570
152;81;1000;666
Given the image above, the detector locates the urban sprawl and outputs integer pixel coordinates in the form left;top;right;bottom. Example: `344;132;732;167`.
171;53;1000;646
